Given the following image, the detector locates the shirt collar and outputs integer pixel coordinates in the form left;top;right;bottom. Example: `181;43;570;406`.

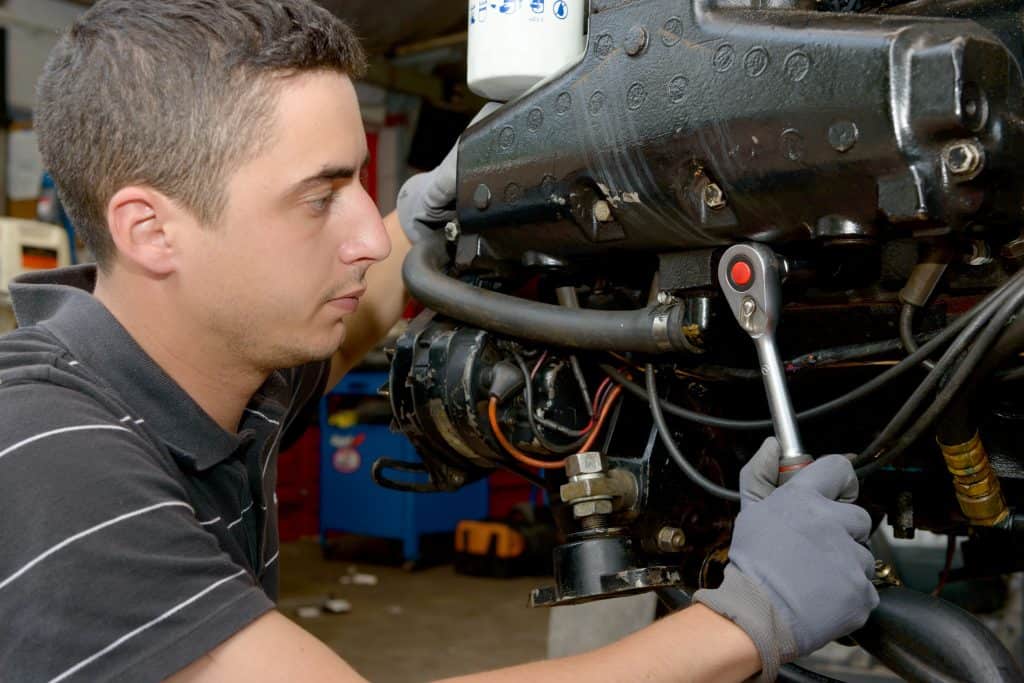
9;265;275;471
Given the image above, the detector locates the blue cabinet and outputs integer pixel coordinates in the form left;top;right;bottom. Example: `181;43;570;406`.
319;372;488;562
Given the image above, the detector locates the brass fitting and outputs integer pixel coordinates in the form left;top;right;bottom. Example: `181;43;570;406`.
940;433;1009;527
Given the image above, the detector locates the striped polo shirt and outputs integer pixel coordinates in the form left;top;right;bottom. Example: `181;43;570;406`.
0;266;328;681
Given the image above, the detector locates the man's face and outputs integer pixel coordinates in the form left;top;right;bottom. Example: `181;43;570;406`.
174;71;389;371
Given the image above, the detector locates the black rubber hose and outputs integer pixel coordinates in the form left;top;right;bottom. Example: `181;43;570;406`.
660;585;1022;682
645;364;741;501
900;303;937;371
851;586;1024;683
404;233;687;353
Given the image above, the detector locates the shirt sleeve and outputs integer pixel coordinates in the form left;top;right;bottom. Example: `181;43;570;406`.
0;382;274;682
279;359;331;452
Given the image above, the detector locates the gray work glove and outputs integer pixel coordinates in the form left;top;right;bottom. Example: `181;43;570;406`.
694;438;878;682
397;102;503;243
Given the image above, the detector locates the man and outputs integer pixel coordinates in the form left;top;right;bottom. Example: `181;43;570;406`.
0;1;876;680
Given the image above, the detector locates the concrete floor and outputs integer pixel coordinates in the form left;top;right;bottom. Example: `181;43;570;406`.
278;539;549;681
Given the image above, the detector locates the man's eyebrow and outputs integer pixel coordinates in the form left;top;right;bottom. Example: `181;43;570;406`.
289;153;372;193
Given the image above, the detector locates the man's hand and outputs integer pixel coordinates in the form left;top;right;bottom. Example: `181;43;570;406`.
396;102;502;243
695;438;878;682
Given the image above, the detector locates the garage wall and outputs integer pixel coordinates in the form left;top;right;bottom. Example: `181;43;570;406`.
2;0;84;118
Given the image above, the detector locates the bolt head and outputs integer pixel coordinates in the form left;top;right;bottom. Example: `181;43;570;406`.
827;120;859;153
624;25;649;56
473;184;492;210
703;183;726;209
565;451;606;478
656;526;686;552
656;291;673;305
944;141;984;176
444;221;460;241
593;199;613;223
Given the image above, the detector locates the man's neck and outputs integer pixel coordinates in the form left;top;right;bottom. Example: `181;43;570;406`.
93;273;267;433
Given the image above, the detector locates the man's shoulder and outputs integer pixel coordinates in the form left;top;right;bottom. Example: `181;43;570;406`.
0;325;148;442
0;324;67;376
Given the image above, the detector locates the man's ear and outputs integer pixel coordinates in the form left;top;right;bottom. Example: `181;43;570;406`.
106;186;182;276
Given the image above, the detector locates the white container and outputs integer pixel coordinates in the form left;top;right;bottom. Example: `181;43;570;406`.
467;0;587;102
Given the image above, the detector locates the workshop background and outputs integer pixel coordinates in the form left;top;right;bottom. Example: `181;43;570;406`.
1;2;1022;681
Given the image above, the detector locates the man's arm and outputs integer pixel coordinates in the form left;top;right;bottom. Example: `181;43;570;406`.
169;603;759;683
327;209;411;390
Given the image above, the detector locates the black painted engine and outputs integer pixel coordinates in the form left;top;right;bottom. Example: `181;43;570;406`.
384;1;1024;680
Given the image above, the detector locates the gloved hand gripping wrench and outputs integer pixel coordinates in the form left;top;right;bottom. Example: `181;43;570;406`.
718;243;813;483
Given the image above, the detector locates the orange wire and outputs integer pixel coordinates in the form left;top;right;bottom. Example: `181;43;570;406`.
488;385;625;470
488;397;567;469
577;386;622;453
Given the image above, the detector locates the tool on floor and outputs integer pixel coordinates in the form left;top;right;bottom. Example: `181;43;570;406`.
718;243;813;484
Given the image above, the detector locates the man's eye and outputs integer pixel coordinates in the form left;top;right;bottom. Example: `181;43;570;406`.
310;192;335;213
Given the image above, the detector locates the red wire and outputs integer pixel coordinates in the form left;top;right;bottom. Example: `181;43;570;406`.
488;397;567;470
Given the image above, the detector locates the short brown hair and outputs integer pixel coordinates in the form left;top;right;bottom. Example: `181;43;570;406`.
35;0;366;269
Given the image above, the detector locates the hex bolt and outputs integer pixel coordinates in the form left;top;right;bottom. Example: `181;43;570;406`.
473;183;492;210
656;526;686;552
565;451;606;479
656;291;674;306
593;199;613;223
943;141;984;177
703;183;726;210
444;221;460;242
827;120;859;153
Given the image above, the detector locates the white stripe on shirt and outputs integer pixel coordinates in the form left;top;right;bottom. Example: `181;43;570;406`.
0;501;194;593
244;409;280;426
0;425;135;463
264;550;280;569
47;569;247;683
225;502;254;530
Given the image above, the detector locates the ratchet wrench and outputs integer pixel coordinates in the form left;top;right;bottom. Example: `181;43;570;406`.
718;243;813;484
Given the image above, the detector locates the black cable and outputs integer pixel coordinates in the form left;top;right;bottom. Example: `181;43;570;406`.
900;303;937;371
569;355;594;416
856;272;1024;475
645;364;741;502
604;268;1024;433
513;352;588;455
678;337;921;382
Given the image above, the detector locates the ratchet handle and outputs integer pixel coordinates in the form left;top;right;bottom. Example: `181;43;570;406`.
778;454;814;485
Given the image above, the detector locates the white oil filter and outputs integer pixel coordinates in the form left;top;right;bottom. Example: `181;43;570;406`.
467;0;586;102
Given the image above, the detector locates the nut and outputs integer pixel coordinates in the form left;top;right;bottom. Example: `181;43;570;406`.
444;221;460;242
593;199;613;223
572;499;614;519
656;526;686;552
703;183;726;210
560;477;620;503
656;291;674;305
943;141;984;176
565;451;606;479
873;560;902;586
